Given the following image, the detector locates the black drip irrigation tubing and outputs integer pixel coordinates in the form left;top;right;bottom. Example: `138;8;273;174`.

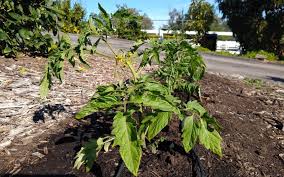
113;159;125;177
189;148;207;177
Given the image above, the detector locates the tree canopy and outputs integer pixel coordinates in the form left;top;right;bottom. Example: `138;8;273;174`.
210;16;230;32
112;5;149;40
217;0;284;56
187;0;214;39
165;8;185;31
56;0;86;33
165;0;215;41
0;0;61;56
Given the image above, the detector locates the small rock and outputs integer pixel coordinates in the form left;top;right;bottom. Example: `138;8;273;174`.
266;124;272;129
32;152;45;159
276;89;284;94
253;111;269;116
232;74;245;80
65;98;72;104
43;146;48;155
0;140;12;150
255;54;267;60
279;153;284;163
279;140;284;148
4;148;11;155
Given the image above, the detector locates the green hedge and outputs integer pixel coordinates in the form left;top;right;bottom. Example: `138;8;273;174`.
244;50;278;61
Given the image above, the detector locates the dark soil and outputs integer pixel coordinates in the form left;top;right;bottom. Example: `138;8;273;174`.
2;74;284;177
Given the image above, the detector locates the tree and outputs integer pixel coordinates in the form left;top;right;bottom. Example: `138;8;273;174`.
72;3;86;27
166;8;185;31
217;0;284;56
142;13;154;29
210;16;230;32
186;0;214;32
112;5;148;40
186;0;214;41
57;0;86;33
0;0;61;56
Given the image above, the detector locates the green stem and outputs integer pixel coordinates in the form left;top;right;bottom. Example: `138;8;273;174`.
104;40;117;56
125;60;138;81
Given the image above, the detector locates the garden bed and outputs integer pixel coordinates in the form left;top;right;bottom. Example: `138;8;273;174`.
1;72;283;177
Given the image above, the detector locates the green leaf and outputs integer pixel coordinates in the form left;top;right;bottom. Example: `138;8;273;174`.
94;18;104;29
0;29;8;41
147;112;171;140
74;139;103;172
186;100;206;117
96;85;115;96
144;82;168;95
199;119;222;157
88;18;97;33
75;95;119;119
61;33;72;45
98;3;112;31
3;46;12;54
39;66;51;98
139;51;151;68
142;92;178;113
112;112;142;176
8;12;21;20
177;82;199;95
78;51;90;67
182;116;199;152
203;113;222;131
19;28;33;40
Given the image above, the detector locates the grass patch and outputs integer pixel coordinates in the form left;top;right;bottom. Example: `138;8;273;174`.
196;46;282;62
244;50;278;61
243;78;264;89
215;50;236;57
196;46;235;57
196;46;211;52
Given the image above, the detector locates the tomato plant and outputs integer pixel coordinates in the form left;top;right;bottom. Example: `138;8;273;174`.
72;4;222;176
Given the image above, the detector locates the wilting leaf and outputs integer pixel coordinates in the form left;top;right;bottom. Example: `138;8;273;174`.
199;119;222;157
74;139;103;172
186;100;206;117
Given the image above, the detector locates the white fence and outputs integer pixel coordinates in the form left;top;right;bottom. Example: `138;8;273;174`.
142;29;240;54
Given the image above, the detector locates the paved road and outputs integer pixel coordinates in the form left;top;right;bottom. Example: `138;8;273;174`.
200;53;284;83
70;35;284;84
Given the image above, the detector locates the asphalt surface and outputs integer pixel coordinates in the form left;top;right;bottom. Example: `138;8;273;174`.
69;35;284;84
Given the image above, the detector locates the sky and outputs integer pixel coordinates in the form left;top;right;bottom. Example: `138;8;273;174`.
72;0;217;29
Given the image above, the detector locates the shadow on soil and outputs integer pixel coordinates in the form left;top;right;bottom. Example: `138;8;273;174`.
267;76;284;83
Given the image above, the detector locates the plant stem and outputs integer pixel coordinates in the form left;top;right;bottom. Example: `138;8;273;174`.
125;60;138;81
104;40;117;56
